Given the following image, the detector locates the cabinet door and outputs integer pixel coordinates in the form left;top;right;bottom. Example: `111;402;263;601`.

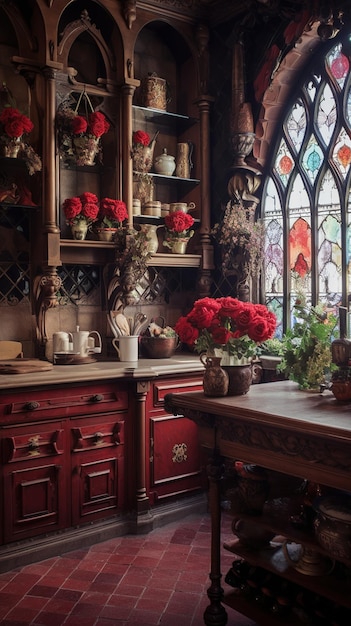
1;422;68;543
70;414;125;526
147;376;205;504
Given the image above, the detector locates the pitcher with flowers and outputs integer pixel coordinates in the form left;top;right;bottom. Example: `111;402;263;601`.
175;297;277;395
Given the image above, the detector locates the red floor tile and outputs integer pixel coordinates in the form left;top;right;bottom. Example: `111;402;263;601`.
0;512;259;626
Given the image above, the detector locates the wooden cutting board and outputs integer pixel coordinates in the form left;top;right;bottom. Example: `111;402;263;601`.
0;359;53;374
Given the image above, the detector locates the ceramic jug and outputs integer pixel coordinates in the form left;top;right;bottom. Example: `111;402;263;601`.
200;354;229;397
139;224;160;253
175;141;193;179
72;326;102;357
53;331;73;353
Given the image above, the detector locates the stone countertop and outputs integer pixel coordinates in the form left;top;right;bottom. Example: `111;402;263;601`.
0;355;204;391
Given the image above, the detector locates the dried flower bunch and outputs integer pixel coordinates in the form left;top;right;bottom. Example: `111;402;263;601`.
99;198;128;228
164;211;195;243
212;199;265;278
0;106;42;175
63;192;100;226
175;296;276;361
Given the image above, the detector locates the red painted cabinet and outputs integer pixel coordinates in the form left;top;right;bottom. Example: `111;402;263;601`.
0;382;128;545
145;375;206;505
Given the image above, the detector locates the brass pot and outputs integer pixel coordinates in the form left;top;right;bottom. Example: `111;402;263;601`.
313;495;351;561
140;335;179;359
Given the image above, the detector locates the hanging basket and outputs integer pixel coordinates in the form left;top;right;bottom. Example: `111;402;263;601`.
72;135;100;166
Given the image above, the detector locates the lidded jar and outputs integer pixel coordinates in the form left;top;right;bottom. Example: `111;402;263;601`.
154;148;176;176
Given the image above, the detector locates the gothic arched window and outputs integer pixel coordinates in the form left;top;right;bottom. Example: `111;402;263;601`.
262;33;351;337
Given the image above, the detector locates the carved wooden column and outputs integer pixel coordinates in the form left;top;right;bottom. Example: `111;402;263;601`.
121;79;139;227
135;380;151;516
34;66;62;355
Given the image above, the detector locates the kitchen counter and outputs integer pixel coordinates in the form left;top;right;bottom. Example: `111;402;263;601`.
0;355;204;390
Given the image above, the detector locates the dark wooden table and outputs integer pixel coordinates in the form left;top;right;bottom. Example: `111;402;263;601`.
165;381;351;625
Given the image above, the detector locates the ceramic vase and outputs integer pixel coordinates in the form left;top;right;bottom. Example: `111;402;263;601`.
2;137;22;158
164;238;189;254
96;227;118;242
71;221;88;240
222;363;253;396
200;355;229;397
139;224;159;253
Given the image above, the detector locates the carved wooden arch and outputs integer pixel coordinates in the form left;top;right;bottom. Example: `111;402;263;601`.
253;21;323;170
0;1;37;57
57;8;116;79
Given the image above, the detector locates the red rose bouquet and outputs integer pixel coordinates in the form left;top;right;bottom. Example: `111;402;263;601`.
0;107;33;138
72;111;110;138
163;210;195;249
63;192;100;226
99;197;128;228
175;296;277;362
0;106;42;175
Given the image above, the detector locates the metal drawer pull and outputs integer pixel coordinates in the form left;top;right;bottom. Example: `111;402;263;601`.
91;394;104;403
93;432;104;445
24;401;40;411
28;435;40;455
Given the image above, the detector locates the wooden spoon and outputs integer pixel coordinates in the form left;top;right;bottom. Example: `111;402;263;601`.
116;313;130;336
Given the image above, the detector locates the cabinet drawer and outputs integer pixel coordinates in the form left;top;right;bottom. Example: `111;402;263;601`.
152;377;203;408
71;414;125;452
0;383;128;424
1;421;66;464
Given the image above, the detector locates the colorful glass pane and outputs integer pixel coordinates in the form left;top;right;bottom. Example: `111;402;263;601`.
317;172;342;302
274;139;294;186
316;82;336;146
301;134;323;184
346;86;351;129
332;127;351;178
286;100;306;152
327;43;349;88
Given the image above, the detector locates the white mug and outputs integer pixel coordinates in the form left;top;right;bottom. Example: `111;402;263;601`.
112;335;139;362
53;331;73;353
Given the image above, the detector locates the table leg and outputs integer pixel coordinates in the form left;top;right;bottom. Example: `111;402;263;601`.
204;448;228;626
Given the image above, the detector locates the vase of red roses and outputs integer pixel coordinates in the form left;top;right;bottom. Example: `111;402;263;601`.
56;93;110;166
175;297;277;395
0;106;42;174
132;130;159;173
163;211;195;253
62;192;100;240
96;197;128;241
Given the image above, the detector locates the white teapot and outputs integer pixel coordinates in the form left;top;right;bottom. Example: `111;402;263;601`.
154;148;176;176
72;326;102;357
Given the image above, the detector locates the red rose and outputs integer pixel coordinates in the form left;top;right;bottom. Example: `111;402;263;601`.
20;114;33;134
235;305;255;332
4;119;25;138
0;107;20;123
133;130;150;146
82;202;99;221
248;315;271;342
88;111;110;137
174;316;199;346
72;115;88;135
188;303;219;329
211;326;232;344
63;196;82;220
80;192;99;205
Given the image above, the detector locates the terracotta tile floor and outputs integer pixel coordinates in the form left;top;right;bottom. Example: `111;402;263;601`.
0;512;257;626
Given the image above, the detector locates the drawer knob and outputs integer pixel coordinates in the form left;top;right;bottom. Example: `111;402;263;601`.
93;431;104;445
24;401;40;411
91;394;104;403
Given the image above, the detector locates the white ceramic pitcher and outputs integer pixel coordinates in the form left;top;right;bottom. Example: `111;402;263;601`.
72;326;102;357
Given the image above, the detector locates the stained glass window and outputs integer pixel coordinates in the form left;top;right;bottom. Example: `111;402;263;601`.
262;35;351;329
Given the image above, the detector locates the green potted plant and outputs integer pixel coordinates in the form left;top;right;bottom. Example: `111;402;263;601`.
277;298;339;390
